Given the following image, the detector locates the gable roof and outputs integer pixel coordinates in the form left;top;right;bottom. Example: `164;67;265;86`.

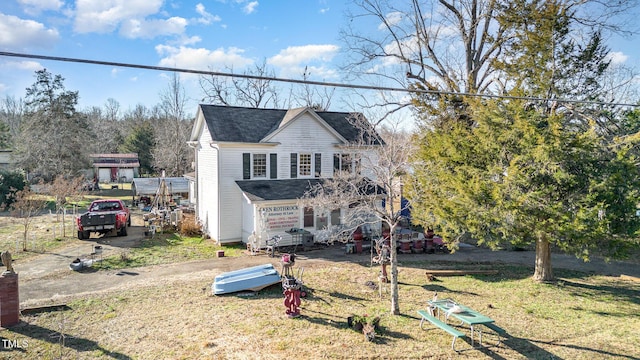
197;105;382;145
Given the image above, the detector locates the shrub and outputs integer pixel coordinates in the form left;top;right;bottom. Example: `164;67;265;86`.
0;169;27;208
180;213;202;236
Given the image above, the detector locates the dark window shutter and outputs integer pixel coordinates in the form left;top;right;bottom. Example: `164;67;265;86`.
242;153;251;179
315;153;321;178
270;153;277;179
290;153;297;178
333;154;340;174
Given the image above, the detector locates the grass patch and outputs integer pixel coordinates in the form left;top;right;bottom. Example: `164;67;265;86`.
7;262;639;359
0;213;79;261
0;187;137;261
99;233;245;270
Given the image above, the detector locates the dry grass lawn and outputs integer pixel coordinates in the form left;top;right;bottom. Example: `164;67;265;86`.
2;260;638;359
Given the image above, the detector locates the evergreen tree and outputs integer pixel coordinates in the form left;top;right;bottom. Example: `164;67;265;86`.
0;121;9;149
119;121;155;176
0;169;27;208
408;1;640;281
14;69;92;181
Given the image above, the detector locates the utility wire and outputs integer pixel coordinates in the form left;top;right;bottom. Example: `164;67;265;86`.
1;51;638;108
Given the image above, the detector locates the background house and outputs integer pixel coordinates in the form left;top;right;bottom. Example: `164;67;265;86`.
189;105;382;245
90;153;140;183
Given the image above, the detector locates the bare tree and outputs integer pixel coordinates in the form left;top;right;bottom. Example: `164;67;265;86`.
10;187;47;251
199;59;282;108
84;105;124;154
341;0;638;121
48;175;85;237
0;95;24;140
288;67;335;111
341;0;509;107
153;73;194;176
103;97;121;122
302;114;413;315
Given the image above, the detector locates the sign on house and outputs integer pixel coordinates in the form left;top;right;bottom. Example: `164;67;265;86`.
261;205;299;231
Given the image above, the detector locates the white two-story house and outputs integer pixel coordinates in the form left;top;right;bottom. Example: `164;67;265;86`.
188;105;383;246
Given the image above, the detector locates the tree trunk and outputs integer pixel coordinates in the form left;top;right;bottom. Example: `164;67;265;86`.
22;226;28;251
62;208;66;238
533;234;553;282
389;227;400;315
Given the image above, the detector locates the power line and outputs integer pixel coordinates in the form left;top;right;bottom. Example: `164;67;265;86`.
1;51;638;108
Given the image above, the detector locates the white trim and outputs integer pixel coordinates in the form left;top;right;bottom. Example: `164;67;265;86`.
261;107;348;144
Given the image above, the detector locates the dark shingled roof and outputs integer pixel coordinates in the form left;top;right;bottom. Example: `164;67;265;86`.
236;178;385;202
200;104;381;144
235;179;324;201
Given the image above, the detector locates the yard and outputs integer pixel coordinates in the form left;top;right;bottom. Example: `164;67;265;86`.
0;184;134;262
1;186;638;359
2;257;638;359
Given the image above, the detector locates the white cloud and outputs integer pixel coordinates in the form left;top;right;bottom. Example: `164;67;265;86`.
243;1;259;14
74;0;163;34
4;60;43;71
155;45;253;72
279;65;338;80
379;11;402;30
195;3;221;24
319;8;330;14
18;0;63;15
0;60;43;94
178;35;202;46
120;16;187;38
0;14;59;49
16;61;43;71
607;51;628;65
268;44;339;67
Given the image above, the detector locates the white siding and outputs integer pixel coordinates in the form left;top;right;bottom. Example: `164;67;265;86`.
194;108;381;244
196;122;219;241
241;197;255;241
218;146;249;242
358;148;379;180
269;113;342;179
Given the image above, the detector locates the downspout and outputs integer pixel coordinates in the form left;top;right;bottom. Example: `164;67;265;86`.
186;141;199;216
209;143;221;244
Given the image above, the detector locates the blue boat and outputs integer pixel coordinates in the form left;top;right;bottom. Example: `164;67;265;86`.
212;263;281;295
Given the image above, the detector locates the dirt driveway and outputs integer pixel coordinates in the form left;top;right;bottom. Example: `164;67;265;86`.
14;223;640;307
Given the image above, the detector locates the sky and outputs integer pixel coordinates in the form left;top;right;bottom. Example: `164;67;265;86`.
0;0;638;118
0;0;358;116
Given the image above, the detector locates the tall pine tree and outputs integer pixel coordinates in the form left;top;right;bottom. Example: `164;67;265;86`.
15;69;92;181
408;1;640;281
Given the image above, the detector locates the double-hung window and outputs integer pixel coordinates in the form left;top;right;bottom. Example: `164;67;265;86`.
253;154;267;178
243;153;278;180
299;153;312;177
290;153;322;178
333;153;360;175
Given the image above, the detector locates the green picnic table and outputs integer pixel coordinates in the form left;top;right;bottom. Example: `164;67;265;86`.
420;299;506;349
